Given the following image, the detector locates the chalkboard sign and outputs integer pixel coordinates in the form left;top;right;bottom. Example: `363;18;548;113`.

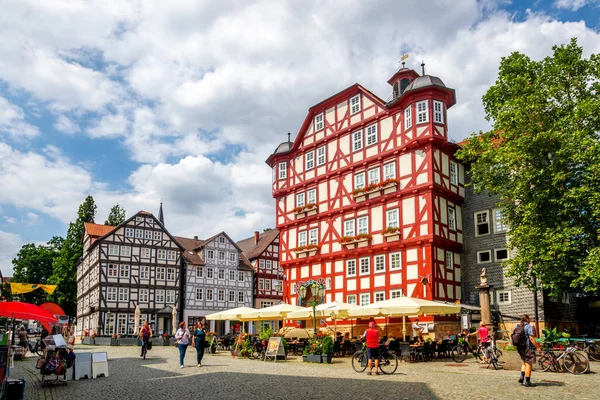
264;337;286;362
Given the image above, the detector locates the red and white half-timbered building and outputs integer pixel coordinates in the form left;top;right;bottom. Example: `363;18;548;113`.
266;67;465;334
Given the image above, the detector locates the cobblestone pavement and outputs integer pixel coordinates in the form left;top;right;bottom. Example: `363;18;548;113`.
10;346;599;400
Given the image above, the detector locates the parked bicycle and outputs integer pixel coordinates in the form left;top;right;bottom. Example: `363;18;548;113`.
480;335;502;370
538;343;589;374
581;335;600;362
451;338;482;363
28;339;43;357
352;344;398;374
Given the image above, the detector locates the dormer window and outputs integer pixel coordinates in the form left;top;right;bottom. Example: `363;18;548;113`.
350;94;361;115
314;113;324;131
416;100;429;124
400;78;410;93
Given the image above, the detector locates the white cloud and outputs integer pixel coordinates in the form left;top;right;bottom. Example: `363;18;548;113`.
0;229;23;276
87;113;129;138
2;216;17;224
0;96;39;139
54;114;81;134
554;0;599;11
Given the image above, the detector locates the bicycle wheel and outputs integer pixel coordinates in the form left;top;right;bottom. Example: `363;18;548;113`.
490;354;499;370
587;345;600;362
352;351;367;373
451;345;467;363
563;352;589;375
538;353;554;372
251;347;261;360
379;353;398;375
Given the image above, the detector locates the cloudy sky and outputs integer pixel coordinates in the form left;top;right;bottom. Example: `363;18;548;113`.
1;0;600;275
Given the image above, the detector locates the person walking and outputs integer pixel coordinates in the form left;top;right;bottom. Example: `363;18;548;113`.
174;321;191;368
363;321;380;376
515;315;542;387
138;321;153;358
17;327;28;358
412;318;424;338
193;322;206;367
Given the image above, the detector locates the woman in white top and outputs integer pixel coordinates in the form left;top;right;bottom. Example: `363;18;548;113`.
174;321;191;368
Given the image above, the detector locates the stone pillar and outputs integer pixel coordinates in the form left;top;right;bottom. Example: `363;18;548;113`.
210;320;215;333
225;320;231;333
476;268;493;335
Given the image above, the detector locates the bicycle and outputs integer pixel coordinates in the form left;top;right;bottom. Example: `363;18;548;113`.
538;343;589;374
451;339;482;363
480;335;502;370
27;339;43;357
251;339;266;360
581;335;600;362
352;344;398;374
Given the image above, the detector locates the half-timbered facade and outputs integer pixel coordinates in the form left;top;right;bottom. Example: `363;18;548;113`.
266;66;465;333
76;211;184;336
175;232;254;334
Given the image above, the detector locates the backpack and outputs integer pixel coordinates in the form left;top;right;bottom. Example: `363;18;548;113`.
512;323;528;348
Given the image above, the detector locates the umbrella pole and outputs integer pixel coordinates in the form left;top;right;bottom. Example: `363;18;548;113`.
402;315;406;341
385;316;388;338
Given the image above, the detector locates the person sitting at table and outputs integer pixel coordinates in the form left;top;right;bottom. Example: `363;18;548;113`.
412;318;424;337
412;333;425;346
385;335;396;347
444;330;455;341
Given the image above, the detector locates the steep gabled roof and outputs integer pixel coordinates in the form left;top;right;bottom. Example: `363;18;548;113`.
84;222;114;237
236;229;279;261
172;236;206;265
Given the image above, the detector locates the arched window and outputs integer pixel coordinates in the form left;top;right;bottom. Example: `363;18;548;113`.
393;82;399;99
400;78;410;93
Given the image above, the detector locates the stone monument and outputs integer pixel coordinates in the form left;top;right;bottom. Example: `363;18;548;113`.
476;268;492;327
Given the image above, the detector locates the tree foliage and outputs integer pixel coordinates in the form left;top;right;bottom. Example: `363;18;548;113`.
48;195;97;315
105;203;126;226
457;39;600;295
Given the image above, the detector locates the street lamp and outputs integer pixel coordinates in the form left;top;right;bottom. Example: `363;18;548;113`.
299;283;326;335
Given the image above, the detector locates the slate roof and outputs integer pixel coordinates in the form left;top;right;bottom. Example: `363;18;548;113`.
236;229;280;261
402;75;447;93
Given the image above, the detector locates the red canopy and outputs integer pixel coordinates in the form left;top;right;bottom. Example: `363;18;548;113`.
39;302;66;317
0;302;58;325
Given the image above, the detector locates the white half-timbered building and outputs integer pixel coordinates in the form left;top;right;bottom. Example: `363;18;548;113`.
175;232;254;335
76;210;184;336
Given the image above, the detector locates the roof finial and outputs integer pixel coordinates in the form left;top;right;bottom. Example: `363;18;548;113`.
158;200;165;226
287;131;291;143
401;61;405;68
421;61;426;76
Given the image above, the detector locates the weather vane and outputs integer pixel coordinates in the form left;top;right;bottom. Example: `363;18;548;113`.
398;53;409;68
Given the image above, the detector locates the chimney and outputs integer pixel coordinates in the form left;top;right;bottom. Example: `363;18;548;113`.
193;235;198;240
254;231;260;245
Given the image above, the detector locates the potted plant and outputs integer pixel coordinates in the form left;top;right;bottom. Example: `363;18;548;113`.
110;333;119;346
303;337;322;363
82;329;92;345
208;332;218;354
321;336;334;363
162;332;170;346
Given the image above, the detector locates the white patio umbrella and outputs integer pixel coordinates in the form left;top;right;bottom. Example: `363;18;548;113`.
171;305;178;334
347;296;461;339
205;306;258;321
286;301;358;320
134;305;141;336
245;304;307;321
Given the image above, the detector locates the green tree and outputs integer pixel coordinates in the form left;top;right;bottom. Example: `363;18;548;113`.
48;195;97;315
458;39;600;296
10;237;63;304
105;203;126;226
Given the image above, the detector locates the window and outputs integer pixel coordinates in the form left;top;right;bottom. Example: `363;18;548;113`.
156;267;166;280
207;268;213;278
108;245;119;256
404;105;412;129
296;193;305;208
493;209;508;233
357;216;369;234
368;167;380;184
218;251;225;261
375;291;385;302
238;271;245;282
229;291;235;302
197;266;203;278
139;289;148;303
120;246;131;257
366;124;377;146
497;290;511;305
344;220;355;237
325;277;332;290
266;260;272;269
207;250;214;260
390;252;402;270
166;290;175;303
386;209;399;228
238;291;244;302
360;293;370;305
117;314;127;335
167;268;175;280
140;266;149;279
206;289;214;301
316;146;326;166
350;94;361;114
449;161;458;185
475;211;490;236
218;290;225;302
314;113;324;131
218;269;225;280
360;257;370;275
374;255;385;272
120;264;130;278
448;208;456;230
265;279;271;291
141;248;151;258
156;290;165;303
347;294;357;305
278;162;287;180
107;287;117;301
144;230;152;239
477;250;492;264
219;236;225;243
167;250;176;261
229;253;236;262
298;231;307;247
354;172;365;189
416;100;429;124
562;293;570;304
196;288;203;301
346;260;356;277
157;249;166;259
291;285;296;295
125;228;134;237
383;162;396;180
445;251;454;269
259;259;265;269
390;289;403;299
136;216;144;222
135;229;144;238
433;100;444;123
118;288;129;302
352;130;363;151
153;231;161;240
495;248;508;261
306;151;314;170
309;228;318;245
108;263;118;277
307;188;316;205
229;270;235;280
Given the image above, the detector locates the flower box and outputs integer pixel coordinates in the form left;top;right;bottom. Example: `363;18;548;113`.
293;244;319;255
293;204;318;217
352;179;399;200
339;234;372;247
321;354;333;364
82;337;94;345
304;354;322;363
110;339;119;346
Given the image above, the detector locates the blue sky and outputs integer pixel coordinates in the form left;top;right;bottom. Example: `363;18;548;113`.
1;0;600;275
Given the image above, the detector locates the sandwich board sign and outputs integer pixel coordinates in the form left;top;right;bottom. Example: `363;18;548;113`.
264;337;286;362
